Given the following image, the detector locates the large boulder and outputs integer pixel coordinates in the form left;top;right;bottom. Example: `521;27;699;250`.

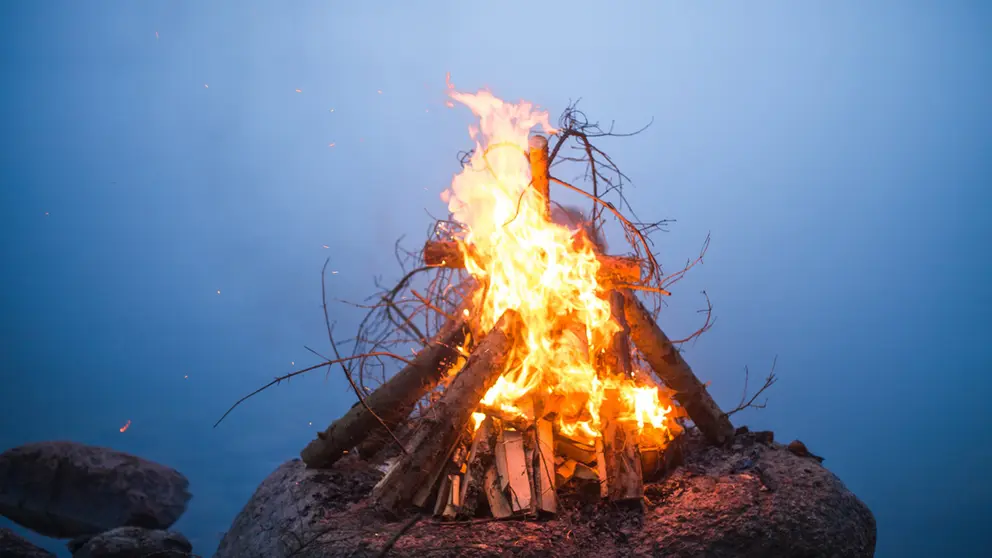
0;441;192;539
216;429;876;558
68;527;192;558
0;527;56;558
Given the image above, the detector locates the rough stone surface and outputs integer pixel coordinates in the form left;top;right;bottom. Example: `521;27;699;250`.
0;441;192;539
0;527;56;557
68;526;192;558
216;429;876;558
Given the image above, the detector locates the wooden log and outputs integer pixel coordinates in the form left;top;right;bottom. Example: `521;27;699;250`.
602;419;643;503
300;315;471;468
523;427;539;516
412;426;470;508
621;290;736;446
423;240;641;286
500;429;532;513
595;290;644;502
555;436;597;465
557;459;601;485
371;310;520;512
533;417;556;514
484;465;513;519
476;404;530;432
441;474;461;520
603;290;633;378
529;134;551;221
640;437;684;483
594;437;608;498
432;475;451;517
459;418;496;518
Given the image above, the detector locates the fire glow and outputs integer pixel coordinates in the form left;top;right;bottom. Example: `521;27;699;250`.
441;84;683;449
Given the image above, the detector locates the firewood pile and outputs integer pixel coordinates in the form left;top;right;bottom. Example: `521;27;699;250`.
292;85;739;521
216;81;742;524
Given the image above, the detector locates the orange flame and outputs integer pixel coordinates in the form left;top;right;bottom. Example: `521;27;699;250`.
441;81;682;447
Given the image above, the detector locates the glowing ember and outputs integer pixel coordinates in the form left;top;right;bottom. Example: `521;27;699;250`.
441;80;682;448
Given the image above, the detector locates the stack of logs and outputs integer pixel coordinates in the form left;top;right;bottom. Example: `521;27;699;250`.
299;134;736;518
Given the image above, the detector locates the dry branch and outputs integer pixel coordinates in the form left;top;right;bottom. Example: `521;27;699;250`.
372;310;521;513
622;290;736;446
300;315;471;468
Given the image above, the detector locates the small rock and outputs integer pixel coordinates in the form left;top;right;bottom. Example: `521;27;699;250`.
788;439;825;463
0;527;56;557
753;430;775;445
69;527;192;558
0;441;192;538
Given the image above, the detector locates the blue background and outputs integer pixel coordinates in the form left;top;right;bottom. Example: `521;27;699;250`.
1;2;989;556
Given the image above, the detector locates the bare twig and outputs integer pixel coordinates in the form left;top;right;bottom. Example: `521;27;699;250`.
213;351;414;428
725;355;779;418
322;259;410;455
669;290;715;345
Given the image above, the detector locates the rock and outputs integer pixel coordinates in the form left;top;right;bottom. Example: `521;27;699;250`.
0;441;192;538
787;439;824;463
753;430;774;445
216;430;876;558
216;457;383;558
0;527;56;557
68;527;192;558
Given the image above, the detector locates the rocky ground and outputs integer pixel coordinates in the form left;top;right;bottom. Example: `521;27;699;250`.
216;427;876;558
0;441;193;557
0;429;875;557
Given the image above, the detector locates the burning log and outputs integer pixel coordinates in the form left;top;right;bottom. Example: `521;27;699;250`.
604;290;633;379
533;416;556;514
371;310;520;513
594;438;608;498
602;420;643;502
622;290;736;446
596;291;645;503
300;315;471;468
555;436;597;466
423;240;641;287
529;134;551;221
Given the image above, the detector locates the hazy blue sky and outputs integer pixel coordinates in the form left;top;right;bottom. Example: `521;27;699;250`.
1;2;989;556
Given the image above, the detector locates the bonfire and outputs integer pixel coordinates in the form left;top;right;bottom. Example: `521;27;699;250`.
219;80;748;521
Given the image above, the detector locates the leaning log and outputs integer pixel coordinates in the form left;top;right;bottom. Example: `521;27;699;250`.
621;290;735;446
603;290;633;378
371;310;520;513
423;240;641;286
300;314;470;468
